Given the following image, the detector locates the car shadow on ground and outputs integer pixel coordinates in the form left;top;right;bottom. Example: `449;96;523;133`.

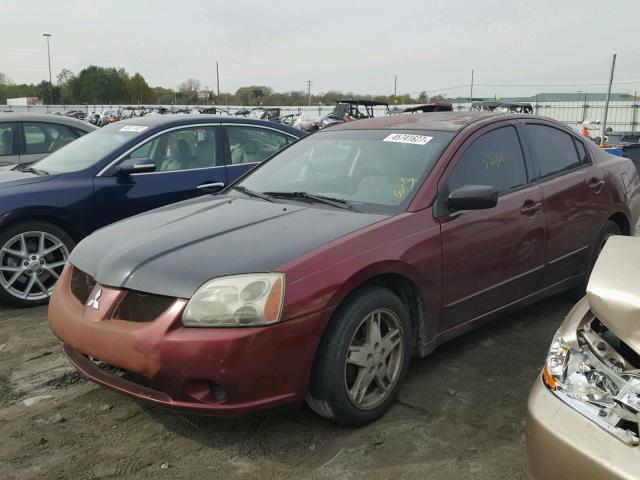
140;293;573;474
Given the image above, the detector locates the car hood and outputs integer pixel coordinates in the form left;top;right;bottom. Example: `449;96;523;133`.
587;235;640;354
70;195;388;299
0;169;56;187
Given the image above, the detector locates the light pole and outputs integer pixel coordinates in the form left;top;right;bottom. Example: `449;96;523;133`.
42;33;53;104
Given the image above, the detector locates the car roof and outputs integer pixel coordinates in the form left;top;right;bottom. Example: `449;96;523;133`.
329;111;517;132
115;114;303;136
0;113;97;130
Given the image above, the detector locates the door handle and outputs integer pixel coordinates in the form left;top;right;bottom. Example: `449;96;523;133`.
587;178;605;192
520;201;542;216
196;182;225;190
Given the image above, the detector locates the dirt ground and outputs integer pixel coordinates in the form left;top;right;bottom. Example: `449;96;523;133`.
0;294;573;480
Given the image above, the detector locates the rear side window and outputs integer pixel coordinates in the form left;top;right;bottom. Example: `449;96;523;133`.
23;122;80;154
226;126;290;165
574;139;591;165
526;125;581;178
447;126;528;194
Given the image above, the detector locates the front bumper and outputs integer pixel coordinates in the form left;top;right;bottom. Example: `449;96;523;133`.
527;377;640;480
48;265;327;415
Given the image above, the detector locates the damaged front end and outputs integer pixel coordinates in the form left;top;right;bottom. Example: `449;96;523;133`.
542;236;640;446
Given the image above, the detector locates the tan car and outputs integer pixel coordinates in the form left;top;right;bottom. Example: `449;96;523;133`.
527;235;640;479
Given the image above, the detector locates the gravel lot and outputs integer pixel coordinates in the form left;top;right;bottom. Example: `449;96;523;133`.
0;294;573;479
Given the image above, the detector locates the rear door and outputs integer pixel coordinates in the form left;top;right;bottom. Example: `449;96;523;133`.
438;123;547;330
223;124;295;182
92;124;227;229
19;121;83;164
522;122;610;284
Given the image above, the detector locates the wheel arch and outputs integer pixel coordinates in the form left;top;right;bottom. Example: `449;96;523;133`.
321;262;429;357
0;208;81;242
608;211;630;236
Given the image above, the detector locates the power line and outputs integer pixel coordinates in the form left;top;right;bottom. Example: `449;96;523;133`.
476;81;640;87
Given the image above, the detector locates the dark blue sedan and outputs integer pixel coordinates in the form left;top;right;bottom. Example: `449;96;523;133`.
0;115;302;306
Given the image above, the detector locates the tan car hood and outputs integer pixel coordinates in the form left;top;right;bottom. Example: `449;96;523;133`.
587;235;640;353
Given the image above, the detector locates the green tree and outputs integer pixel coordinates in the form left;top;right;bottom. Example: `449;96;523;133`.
127;73;153;104
69;66;128;104
36;81;60;104
152;86;176;104
235;86;273;105
56;68;76;103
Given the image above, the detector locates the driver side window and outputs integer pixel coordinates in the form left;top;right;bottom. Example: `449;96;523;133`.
124;126;219;172
447;126;528;195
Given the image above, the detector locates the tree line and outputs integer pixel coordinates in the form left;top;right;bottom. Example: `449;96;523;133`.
0;67;445;106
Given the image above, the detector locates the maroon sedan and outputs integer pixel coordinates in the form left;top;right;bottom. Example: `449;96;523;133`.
48;112;640;425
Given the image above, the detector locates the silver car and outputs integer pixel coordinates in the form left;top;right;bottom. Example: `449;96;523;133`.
0;113;96;167
528;235;640;479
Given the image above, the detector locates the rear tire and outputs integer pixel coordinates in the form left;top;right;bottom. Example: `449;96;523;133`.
306;286;412;426
0;221;74;307
573;220;621;297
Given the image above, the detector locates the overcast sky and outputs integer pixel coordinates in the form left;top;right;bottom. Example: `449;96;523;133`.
1;0;639;98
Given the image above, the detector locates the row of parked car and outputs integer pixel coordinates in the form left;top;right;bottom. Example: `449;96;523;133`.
2;109;640;478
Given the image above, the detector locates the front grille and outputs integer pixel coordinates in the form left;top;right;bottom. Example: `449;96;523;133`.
70;267;95;304
113;291;175;323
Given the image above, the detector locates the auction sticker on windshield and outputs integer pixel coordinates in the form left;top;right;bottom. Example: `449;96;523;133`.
119;126;148;132
383;133;433;145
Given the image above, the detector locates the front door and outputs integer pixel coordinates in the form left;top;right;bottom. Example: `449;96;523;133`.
438;124;547;331
91;124;227;231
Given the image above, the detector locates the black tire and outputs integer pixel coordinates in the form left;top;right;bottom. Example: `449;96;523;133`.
0;221;75;307
306;286;413;426
574;220;621;297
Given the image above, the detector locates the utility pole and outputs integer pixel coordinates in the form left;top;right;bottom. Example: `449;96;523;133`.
42;33;53;104
469;69;474;109
216;61;220;97
600;53;617;145
393;74;397;98
306;80;313;106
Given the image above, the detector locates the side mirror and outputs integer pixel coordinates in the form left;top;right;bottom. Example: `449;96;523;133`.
447;185;498;211
115;158;156;176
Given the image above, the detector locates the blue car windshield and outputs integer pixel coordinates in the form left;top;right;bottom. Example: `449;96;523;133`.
33;123;148;173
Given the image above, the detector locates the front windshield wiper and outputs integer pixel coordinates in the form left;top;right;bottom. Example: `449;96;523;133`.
230;185;274;202
263;191;352;210
0;160;17;167
13;164;49;175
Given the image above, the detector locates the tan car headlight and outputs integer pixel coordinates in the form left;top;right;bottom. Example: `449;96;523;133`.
543;329;640;446
182;273;284;327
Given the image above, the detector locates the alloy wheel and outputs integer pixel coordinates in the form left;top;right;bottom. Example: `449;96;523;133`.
344;308;404;410
0;231;68;301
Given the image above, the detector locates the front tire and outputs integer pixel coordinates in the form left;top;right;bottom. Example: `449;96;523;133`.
0;221;74;307
306;286;412;426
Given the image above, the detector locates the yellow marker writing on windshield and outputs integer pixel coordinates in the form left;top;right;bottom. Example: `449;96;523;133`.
394;177;416;198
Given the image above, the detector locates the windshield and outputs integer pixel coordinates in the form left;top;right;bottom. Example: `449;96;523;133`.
33;123;149;173
237;129;454;213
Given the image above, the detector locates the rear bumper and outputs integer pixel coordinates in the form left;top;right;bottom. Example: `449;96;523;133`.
527;376;640;480
48;265;328;415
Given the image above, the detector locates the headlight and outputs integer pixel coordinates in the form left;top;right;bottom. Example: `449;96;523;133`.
543;329;640;446
182;273;284;327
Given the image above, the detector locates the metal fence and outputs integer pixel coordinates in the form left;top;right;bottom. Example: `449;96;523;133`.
5;101;639;136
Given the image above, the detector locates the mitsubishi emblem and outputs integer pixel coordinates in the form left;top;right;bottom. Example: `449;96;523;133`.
87;288;102;310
